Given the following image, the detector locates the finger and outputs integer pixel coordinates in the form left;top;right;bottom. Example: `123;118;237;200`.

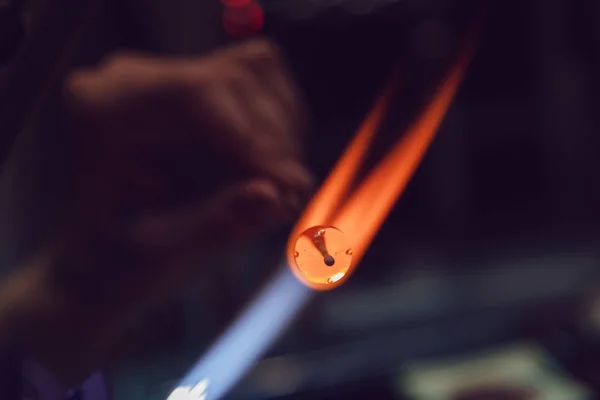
235;39;308;141
127;178;293;259
221;65;304;173
186;72;314;194
65;55;195;120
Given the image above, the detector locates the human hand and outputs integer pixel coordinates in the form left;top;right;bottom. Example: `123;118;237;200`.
6;38;312;384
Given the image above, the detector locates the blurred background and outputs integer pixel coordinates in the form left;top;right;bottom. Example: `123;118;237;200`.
2;0;600;399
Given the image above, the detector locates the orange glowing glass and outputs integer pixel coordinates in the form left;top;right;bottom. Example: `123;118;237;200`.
287;29;480;291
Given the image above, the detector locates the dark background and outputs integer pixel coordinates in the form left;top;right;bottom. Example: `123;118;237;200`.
2;0;600;398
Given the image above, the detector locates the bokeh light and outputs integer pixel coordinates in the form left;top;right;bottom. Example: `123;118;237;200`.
219;0;252;7
222;1;265;38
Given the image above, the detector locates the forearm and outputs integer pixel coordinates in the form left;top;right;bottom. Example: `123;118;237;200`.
0;261;41;356
0;226;205;386
0;345;20;400
0;273;21;400
0;244;132;386
0;262;45;399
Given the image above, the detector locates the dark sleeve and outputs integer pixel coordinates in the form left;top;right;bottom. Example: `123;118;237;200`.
0;346;21;400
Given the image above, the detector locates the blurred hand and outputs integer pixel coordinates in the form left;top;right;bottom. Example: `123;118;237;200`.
2;39;312;383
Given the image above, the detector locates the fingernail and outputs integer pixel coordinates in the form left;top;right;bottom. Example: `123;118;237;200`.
283;192;303;218
274;161;314;190
235;181;284;225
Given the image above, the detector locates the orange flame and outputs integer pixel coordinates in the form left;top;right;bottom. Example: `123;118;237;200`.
288;30;479;291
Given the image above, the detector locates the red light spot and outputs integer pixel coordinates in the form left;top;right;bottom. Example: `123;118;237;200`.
220;0;252;7
222;1;265;38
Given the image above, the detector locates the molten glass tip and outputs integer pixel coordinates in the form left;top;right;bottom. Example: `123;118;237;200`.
290;225;353;288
